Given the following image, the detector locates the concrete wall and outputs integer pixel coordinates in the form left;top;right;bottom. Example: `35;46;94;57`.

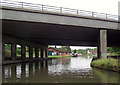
1;8;119;30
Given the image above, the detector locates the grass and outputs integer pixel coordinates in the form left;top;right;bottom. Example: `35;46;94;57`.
48;55;72;58
107;53;119;56
91;58;120;72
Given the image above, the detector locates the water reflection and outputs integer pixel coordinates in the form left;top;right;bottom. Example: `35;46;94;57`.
2;57;119;83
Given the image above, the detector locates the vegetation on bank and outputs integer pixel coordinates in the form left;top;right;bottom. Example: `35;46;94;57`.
91;58;120;72
48;55;72;58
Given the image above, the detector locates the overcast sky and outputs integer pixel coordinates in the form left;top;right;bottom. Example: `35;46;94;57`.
15;0;119;15
11;0;120;49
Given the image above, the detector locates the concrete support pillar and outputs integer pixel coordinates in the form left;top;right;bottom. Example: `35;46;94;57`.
100;30;107;58
45;49;48;58
2;42;5;61
29;47;33;59
35;48;39;59
21;45;26;59
40;49;44;58
11;43;16;60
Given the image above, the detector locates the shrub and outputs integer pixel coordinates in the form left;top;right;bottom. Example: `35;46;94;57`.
91;58;118;72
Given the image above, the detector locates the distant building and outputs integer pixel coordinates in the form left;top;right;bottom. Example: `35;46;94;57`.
48;47;71;56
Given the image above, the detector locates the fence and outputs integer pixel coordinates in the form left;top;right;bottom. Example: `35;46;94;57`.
0;0;118;20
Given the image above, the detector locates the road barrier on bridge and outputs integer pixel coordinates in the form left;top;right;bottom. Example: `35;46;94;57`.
0;0;118;20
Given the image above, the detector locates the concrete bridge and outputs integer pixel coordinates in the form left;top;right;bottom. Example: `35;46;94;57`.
0;0;120;64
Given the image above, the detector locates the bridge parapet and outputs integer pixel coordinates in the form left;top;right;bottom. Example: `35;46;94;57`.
0;0;118;21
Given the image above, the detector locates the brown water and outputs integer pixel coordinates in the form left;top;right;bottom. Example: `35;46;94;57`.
2;56;120;83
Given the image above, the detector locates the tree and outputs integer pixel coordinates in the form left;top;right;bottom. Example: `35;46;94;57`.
107;47;113;52
73;49;77;53
61;46;71;51
112;47;120;55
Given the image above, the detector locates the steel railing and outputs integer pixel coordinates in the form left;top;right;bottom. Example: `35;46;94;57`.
0;0;118;20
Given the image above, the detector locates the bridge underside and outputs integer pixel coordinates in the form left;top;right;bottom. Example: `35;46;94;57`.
2;19;120;47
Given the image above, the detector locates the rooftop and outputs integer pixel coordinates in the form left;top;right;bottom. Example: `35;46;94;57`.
48;47;71;53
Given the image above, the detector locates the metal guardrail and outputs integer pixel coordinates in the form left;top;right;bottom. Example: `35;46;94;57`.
0;0;118;20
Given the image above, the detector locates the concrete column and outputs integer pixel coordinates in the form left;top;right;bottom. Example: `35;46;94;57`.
40;49;44;58
21;45;26;59
29;47;33;59
2;42;5;61
100;30;107;58
11;43;16;60
45;49;48;58
35;48;39;59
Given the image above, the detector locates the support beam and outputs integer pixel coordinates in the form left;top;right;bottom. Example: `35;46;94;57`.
11;43;16;60
21;45;26;59
35;48;39;59
29;47;33;59
100;30;107;58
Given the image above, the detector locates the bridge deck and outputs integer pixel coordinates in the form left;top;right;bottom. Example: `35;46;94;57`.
0;0;118;22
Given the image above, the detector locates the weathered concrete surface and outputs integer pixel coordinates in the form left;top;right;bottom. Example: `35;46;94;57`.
1;8;118;30
100;30;107;58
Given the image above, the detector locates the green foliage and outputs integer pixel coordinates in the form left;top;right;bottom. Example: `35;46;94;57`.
94;48;97;51
91;58;118;72
112;47;120;55
48;55;72;58
107;47;120;55
61;46;71;51
5;44;11;50
17;45;21;56
73;49;77;53
5;44;11;56
107;47;113;52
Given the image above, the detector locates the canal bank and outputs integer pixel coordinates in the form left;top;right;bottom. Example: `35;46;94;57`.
91;58;120;73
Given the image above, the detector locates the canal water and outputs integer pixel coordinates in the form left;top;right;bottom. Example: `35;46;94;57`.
2;56;120;83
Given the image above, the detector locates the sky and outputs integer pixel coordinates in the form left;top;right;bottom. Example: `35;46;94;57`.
9;0;120;49
15;0;119;15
